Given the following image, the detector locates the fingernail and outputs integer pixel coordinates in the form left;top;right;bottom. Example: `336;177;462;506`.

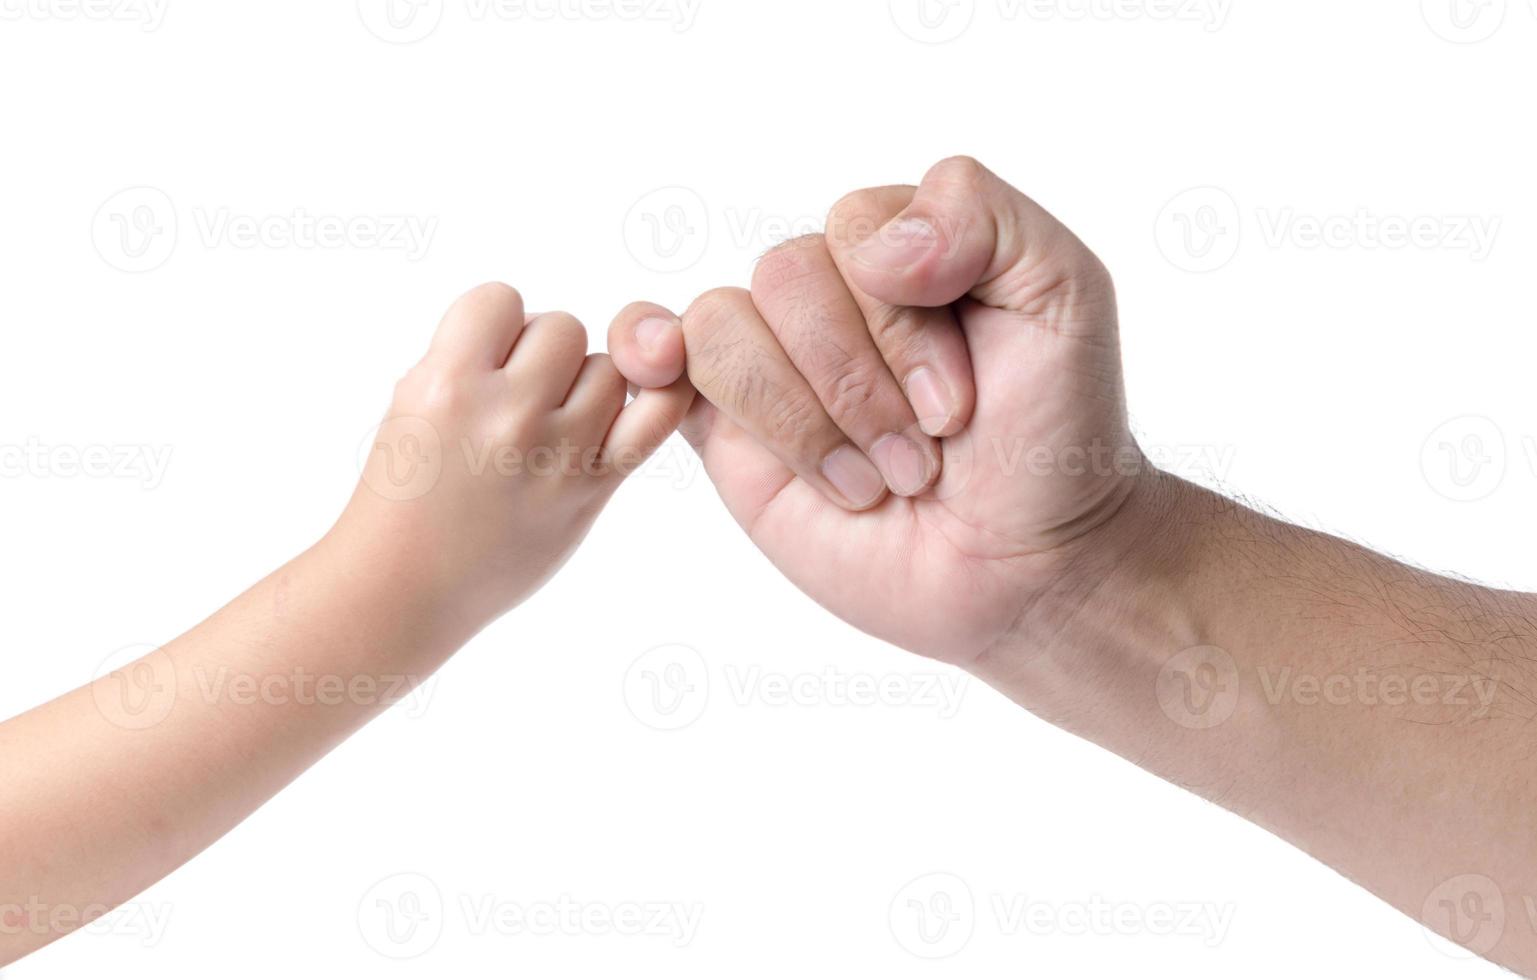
822;446;886;509
850;217;939;273
634;316;675;354
871;433;934;496
905;368;956;436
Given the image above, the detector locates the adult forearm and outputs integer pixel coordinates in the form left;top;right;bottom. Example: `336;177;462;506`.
974;471;1537;972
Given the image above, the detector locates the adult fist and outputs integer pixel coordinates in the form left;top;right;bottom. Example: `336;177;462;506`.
613;157;1144;667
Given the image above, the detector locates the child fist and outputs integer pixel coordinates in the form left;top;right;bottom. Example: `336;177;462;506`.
340;283;692;627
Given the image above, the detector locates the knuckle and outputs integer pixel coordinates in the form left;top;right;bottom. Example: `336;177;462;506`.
1067;254;1118;318
405;370;464;418
389;375;415;408
826;190;890;251
683;286;752;341
822;368;880;421
751;235;829;296
864;303;924;346
763;391;823;453
928;154;989;188
681;288;760;396
864;306;933;369
536;309;583;333
1082;252;1115;293
828;188;882;227
461;281;523;314
533;311;589;350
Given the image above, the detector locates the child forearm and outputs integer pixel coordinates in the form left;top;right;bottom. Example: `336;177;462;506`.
0;283;691;967
0;528;467;964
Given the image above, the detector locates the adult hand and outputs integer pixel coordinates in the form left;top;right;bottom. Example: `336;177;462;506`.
615;159;1537;977
609;157;1148;666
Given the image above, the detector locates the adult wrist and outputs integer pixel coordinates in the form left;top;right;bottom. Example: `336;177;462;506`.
969;470;1270;796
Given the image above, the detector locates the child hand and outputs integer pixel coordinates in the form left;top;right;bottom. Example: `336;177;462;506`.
339;283;692;628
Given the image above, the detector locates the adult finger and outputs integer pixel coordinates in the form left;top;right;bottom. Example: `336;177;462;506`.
825;186;976;437
750;235;938;496
680;286;888;511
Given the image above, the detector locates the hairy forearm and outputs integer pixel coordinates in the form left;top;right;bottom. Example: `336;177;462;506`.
975;471;1537;973
0;520;472;965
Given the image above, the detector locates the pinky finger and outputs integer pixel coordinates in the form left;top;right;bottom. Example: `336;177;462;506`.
607;300;686;390
601;375;697;481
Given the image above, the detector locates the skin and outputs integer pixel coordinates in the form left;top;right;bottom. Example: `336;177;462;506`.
0;283;692;966
611;156;1537;974
4;160;1531;973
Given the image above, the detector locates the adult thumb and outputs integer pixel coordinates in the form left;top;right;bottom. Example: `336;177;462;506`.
841;156;1107;317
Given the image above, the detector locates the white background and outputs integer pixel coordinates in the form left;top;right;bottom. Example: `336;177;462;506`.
2;0;1534;976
